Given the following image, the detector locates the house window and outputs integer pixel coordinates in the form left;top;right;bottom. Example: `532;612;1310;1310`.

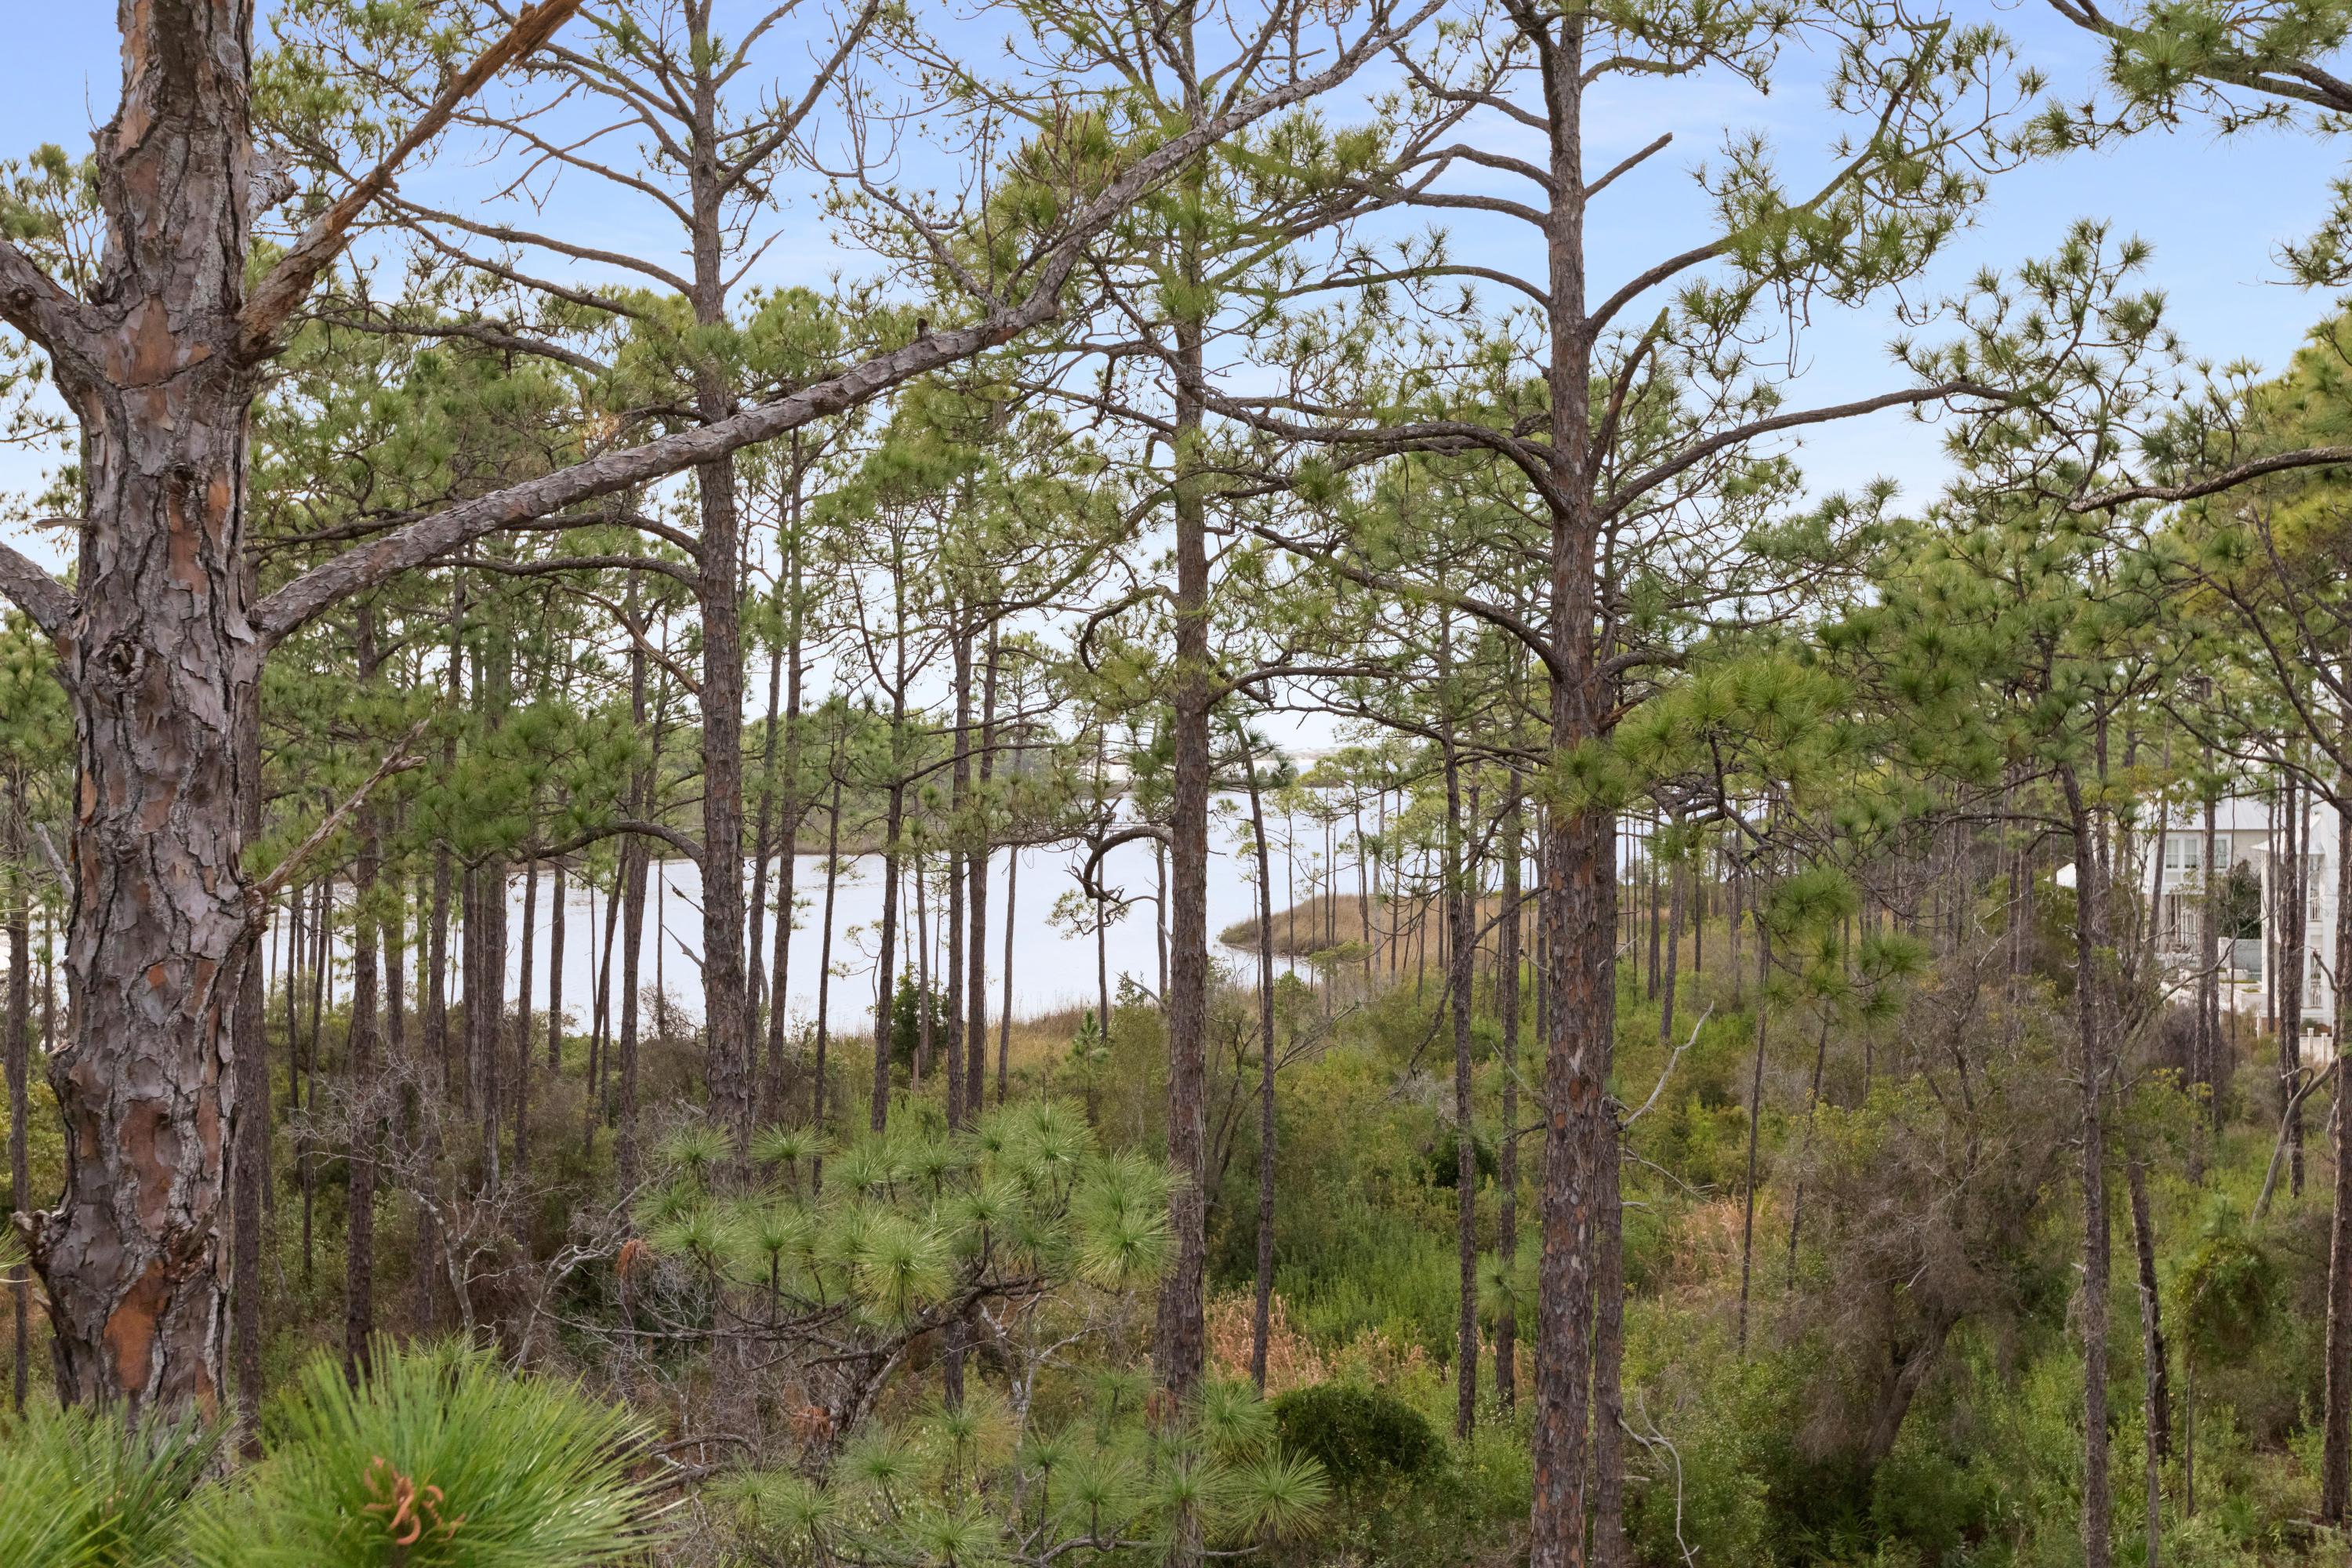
2164;831;2230;888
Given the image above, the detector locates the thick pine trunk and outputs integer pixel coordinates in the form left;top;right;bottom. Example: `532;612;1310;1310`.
1527;18;1618;1557
2063;765;2114;1568
43;372;254;1414
694;477;752;1151
21;0;284;1417
1156;332;1211;1415
1532;800;1616;1568
684;141;755;1154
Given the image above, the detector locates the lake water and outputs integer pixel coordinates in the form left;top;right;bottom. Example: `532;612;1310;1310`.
247;797;1343;1033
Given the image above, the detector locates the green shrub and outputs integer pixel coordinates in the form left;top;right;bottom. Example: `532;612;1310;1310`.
1270;1382;1439;1490
1421;1127;1497;1189
192;1340;659;1568
0;1404;214;1568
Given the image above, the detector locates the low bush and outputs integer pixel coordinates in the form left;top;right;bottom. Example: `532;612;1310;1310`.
1271;1381;1440;1491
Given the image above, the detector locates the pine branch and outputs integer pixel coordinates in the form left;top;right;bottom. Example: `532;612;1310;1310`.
238;0;586;358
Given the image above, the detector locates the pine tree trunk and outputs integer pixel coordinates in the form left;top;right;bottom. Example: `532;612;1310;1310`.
1729;859;1746;1002
2127;1154;2167;1566
2321;779;2352;1524
303;880;328;1284
227;688;265;1432
20;0;278;1413
1646;823;1661;1000
383;819;406;1058
999;846;1018;1102
616;600;651;1188
1158;374;1212;1423
814;771;844;1170
1495;776;1522;1411
427;841;453;1095
8;770;34;1412
943;853;962;1112
2063;764;2114;1568
586;867;619;1153
1156;836;1171;1001
342;851;376;1377
1592;1108;1628;1568
463;865;481;1123
873;778;905;1136
747;641;782;1030
514;845;535;1180
1246;757;1278;1393
2201;780;2220;1120
1738;920;1770;1354
946;624;972;1127
684;158;755;1155
343;612;384;1382
480;855;504;1191
967;626;997;1120
547;861;565;1072
1443;692;1478;1439
914;855;933;1091
764;449;808;1117
2288;771;2308;1196
1659;847;1684;1046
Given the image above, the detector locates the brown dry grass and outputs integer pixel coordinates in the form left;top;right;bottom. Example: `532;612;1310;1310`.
1219;892;1519;962
1206;1291;1329;1395
993;1004;1090;1076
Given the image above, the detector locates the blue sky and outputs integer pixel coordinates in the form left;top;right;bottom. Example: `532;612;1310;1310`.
0;1;2344;575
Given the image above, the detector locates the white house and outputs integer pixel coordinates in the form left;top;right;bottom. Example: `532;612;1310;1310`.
2142;793;2339;1034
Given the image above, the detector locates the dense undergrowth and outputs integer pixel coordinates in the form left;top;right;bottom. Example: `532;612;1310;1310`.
0;899;2339;1566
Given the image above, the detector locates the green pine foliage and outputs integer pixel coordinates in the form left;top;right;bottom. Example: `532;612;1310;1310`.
0;1342;654;1568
